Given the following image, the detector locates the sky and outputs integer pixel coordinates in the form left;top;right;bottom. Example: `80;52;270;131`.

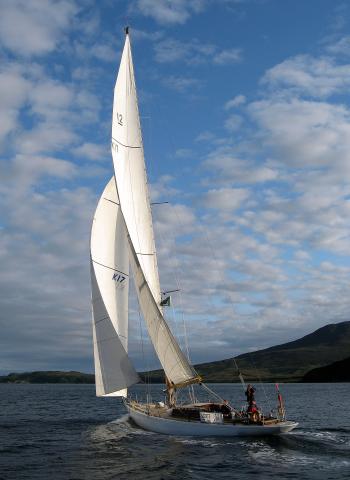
1;0;350;374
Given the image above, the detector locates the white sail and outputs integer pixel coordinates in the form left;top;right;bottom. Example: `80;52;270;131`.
112;32;199;387
91;177;139;396
127;230;198;387
111;33;161;306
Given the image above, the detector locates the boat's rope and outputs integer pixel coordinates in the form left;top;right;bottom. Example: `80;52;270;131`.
201;383;225;403
197;222;278;413
233;357;246;391
138;308;152;403
247;354;273;412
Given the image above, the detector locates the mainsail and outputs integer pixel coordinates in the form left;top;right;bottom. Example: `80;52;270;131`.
91;178;139;396
111;31;199;387
111;32;160;305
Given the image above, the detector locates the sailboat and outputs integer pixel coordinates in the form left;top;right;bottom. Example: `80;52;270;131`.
90;28;298;436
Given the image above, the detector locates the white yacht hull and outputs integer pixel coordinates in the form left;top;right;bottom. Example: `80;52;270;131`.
127;405;298;437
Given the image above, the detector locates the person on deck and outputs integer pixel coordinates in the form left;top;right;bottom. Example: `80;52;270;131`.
245;384;256;405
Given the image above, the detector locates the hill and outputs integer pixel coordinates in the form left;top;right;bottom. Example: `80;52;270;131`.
0;371;94;384
302;357;350;382
141;321;350;383
2;322;349;384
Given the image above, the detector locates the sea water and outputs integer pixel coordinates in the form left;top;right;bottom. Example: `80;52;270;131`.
0;383;349;479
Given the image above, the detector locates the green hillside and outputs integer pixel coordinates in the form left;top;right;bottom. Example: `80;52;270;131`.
0;371;94;384
2;322;349;384
302;356;350;382
141;321;350;383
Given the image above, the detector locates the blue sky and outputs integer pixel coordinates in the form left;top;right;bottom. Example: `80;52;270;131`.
1;0;350;374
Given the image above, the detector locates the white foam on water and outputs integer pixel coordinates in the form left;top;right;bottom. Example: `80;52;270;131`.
110;414;130;425
297;429;341;444
176;438;220;447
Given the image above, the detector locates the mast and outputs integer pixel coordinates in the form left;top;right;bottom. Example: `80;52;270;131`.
111;28;201;389
165;376;177;407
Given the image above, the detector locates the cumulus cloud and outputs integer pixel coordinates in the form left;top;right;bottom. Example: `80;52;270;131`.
161;75;202;91
18;123;78;155
149;175;179;202
0;0;78;57
213;48;242;65
89;43;117;62
225;114;243;131
154;38;216;63
0;68;30;146
174;148;193;158
181;47;350;361
203;187;250;211
154;37;241;65
224;94;246;110
262;54;350;97
72;142;108;162
203;147;278;185
248;97;350;172
1;1;350;374
131;0;207;25
0;2;109;372
327;35;350;56
0;185;96;372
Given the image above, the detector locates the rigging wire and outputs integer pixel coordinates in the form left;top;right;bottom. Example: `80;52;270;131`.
154;222;196;404
200;383;225;403
140;69;271;409
199;222;275;408
141;79;199;394
138;307;151;404
247;353;273;413
129;65;152;404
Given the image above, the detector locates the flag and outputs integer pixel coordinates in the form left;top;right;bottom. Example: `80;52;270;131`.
160;295;171;307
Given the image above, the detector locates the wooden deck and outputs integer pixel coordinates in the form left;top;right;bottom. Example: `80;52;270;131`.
127;400;282;426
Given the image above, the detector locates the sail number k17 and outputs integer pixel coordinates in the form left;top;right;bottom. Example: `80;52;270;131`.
113;273;126;283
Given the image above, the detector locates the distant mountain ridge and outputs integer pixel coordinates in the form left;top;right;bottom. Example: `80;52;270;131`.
142;321;350;383
1;321;349;384
0;371;94;384
302;357;350;382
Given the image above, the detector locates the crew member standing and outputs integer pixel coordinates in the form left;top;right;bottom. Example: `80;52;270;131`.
245;384;256;405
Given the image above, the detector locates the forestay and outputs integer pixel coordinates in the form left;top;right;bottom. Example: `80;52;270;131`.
111;32;199;387
91;178;139;396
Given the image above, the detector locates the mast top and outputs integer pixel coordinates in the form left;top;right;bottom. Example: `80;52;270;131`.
125;26;129;35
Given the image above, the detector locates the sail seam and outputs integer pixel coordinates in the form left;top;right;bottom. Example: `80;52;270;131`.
112;136;141;149
103;197;120;205
128;234;198;384
109;35;197;388
92;259;129;277
96;334;125;344
95;315;110;324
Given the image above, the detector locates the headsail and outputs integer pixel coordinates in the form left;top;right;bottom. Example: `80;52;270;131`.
91;178;139;396
127;227;199;387
111;31;200;387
